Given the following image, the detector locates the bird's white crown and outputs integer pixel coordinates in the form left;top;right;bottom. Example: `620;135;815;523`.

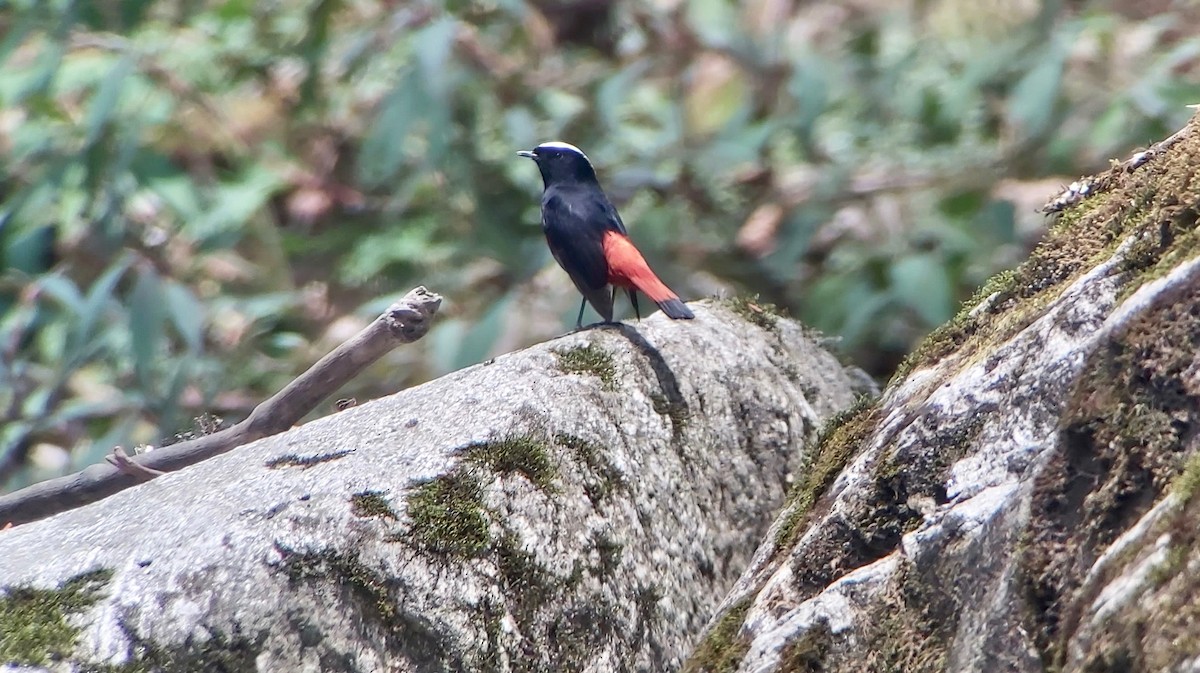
535;141;590;161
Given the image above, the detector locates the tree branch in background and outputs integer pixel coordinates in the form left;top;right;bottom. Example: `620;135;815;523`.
0;286;443;528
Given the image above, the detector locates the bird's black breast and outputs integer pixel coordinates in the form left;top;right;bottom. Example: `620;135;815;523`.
541;185;626;291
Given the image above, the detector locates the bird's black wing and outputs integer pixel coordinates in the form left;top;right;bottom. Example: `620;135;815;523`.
542;188;616;321
541;189;611;292
593;191;628;235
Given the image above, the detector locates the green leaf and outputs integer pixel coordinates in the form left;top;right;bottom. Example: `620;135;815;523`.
129;266;166;386
67;257;129;360
216;0;254;21
491;0;526;15
45;397;127;426
938;190;986;219
787;54;830;141
762;210;822;279
154;356;194;434
163;280;205;353
83;52;135;146
1007;32;1073;140
226;292;298;323
973;199;1017;245
803;274;855;333
188;166;282;244
706;121;775;166
840;290;892;347
890;254;954;327
36;274;84;315
414;17;458;99
504;106;538;148
13;29;66;104
596;61;650;130
135;150;203;221
0;11;37;68
340;216;455;283
359;69;422;187
3;225;56;274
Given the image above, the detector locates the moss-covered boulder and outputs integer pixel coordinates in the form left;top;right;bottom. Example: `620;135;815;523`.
682;114;1200;672
0;304;863;672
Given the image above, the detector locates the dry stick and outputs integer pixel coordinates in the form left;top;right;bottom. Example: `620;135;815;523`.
0;286;443;528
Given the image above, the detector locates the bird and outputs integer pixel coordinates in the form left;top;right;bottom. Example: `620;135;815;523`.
517;141;695;329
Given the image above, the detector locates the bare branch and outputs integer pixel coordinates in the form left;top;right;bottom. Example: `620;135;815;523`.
0;286;442;527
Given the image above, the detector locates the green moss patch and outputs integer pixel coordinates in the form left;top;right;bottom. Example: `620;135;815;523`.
463;435;555;490
492;530;556;622
1021;284;1200;668
554;344;617;389
774;397;881;551
592;532;624;579
894;118;1200;388
1173;452;1200;503
889;195;1118;385
779;620;833;672
0;568;113;666
406;473;490;558
1131;496;1200;670
459;512;627;670
556;433;626;504
350;490;399;520
279;546;452;667
471;527;628;671
283;547;397;621
265;449;352;469
403;432;556;559
679;596;754;673
723;295;785;332
857;561;957;672
1061;474;1200;673
775;396;981;603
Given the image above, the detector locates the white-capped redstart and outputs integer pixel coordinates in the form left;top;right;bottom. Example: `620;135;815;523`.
518;141;694;328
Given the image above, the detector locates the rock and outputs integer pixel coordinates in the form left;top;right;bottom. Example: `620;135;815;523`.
680;115;1200;672
0;301;863;672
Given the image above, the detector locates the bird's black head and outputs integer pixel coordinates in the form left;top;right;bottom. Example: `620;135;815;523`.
517;141;599;188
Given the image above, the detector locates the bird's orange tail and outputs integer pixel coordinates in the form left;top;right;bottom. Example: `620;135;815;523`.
602;232;694;320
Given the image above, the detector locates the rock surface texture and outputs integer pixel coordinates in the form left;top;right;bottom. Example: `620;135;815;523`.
680;116;1200;672
0;302;863;672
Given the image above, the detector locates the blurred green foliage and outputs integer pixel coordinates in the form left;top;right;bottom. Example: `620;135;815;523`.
1;0;1198;490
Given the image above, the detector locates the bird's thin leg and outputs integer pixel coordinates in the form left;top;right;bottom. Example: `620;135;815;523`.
576;298;587;329
630;290;641;322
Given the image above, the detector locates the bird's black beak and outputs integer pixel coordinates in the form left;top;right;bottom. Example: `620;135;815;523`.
516;149;536;159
